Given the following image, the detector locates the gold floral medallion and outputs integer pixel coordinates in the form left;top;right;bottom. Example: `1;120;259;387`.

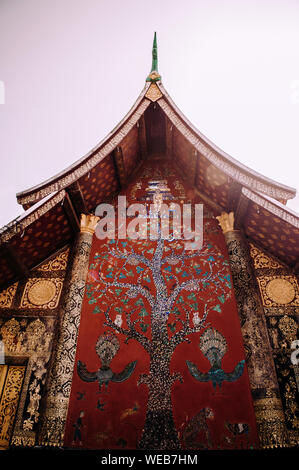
27;280;56;306
265;278;295;305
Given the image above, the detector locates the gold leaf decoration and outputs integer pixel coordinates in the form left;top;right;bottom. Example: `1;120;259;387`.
249;243;284;270
27;280;56;306
257;276;299;307
266;278;296;305
145;83;163;102
21;278;63;309
0;282;18;308
278;316;298;345
0;365;26;449
37;247;70;272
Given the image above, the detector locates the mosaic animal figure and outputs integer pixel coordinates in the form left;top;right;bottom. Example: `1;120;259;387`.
77;333;137;392
182;407;214;449
120;402;139;420
223;421;250;448
186;327;245;390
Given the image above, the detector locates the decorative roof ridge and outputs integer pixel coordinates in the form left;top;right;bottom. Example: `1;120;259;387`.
0;190;66;243
16;83;152;208
242;187;299;229
157;83;296;202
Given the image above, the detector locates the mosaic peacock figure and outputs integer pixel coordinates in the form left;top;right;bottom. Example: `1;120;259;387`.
186;327;245;390
77;333;137;392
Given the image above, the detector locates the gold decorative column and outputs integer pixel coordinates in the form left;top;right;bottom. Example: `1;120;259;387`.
38;214;99;446
216;212;288;448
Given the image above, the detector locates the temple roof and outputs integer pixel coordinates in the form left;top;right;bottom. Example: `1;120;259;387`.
0;34;298;290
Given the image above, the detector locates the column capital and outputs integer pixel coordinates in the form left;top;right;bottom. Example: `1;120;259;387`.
216;211;235;234
80;214;99;235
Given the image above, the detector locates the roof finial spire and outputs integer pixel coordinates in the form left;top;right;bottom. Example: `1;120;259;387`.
146;32;161;83
151;31;158;72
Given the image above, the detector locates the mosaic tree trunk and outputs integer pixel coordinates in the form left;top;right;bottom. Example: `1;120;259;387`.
91;221;232;449
138;337;180;449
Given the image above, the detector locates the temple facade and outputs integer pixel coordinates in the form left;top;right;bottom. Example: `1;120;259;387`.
0;34;298;451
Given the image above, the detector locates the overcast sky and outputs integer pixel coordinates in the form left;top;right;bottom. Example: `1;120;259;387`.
0;0;299;228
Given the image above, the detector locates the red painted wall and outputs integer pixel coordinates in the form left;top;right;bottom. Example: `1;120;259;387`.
64;160;259;450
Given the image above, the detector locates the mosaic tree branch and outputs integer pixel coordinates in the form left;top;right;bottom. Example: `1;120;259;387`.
170;304;209;350
103;307;151;353
89;217;233;449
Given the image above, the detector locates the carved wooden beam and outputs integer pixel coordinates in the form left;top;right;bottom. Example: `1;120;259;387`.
62;193;81;233
234;192;250;230
227;181;242;213
67;181;88;216
165;116;173;159
138;115;147;159
113;146;127;187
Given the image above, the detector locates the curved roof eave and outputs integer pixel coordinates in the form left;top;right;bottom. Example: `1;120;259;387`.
16;82;152;207
242;187;299;228
157;83;296;202
0;190;66;243
16;79;296;208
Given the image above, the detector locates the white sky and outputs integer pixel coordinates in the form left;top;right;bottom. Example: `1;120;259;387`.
0;0;299;228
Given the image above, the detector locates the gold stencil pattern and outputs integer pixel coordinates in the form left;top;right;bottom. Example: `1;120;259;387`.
37;247;70;272
27;280;56;306
254;397;289;448
266;278;296;305
21;278;63;309
145;83;163;102
278;315;298;345
0;282;18;308
257;276;299;307
249;243;284;270
0;365;26;449
0;317;52;354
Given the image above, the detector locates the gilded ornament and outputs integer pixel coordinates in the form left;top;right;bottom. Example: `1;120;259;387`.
146;71;161;82
37;247;70;272
145;83;163;102
0;282;18;308
80;214;100;234
254;397;288;448
266;278;296;305
27;280;56;306
0;318;20;351
0;366;26;449
21;278;63;309
249;243;283;270
257;276;299;307
278;316;298;345
216;212;234;234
